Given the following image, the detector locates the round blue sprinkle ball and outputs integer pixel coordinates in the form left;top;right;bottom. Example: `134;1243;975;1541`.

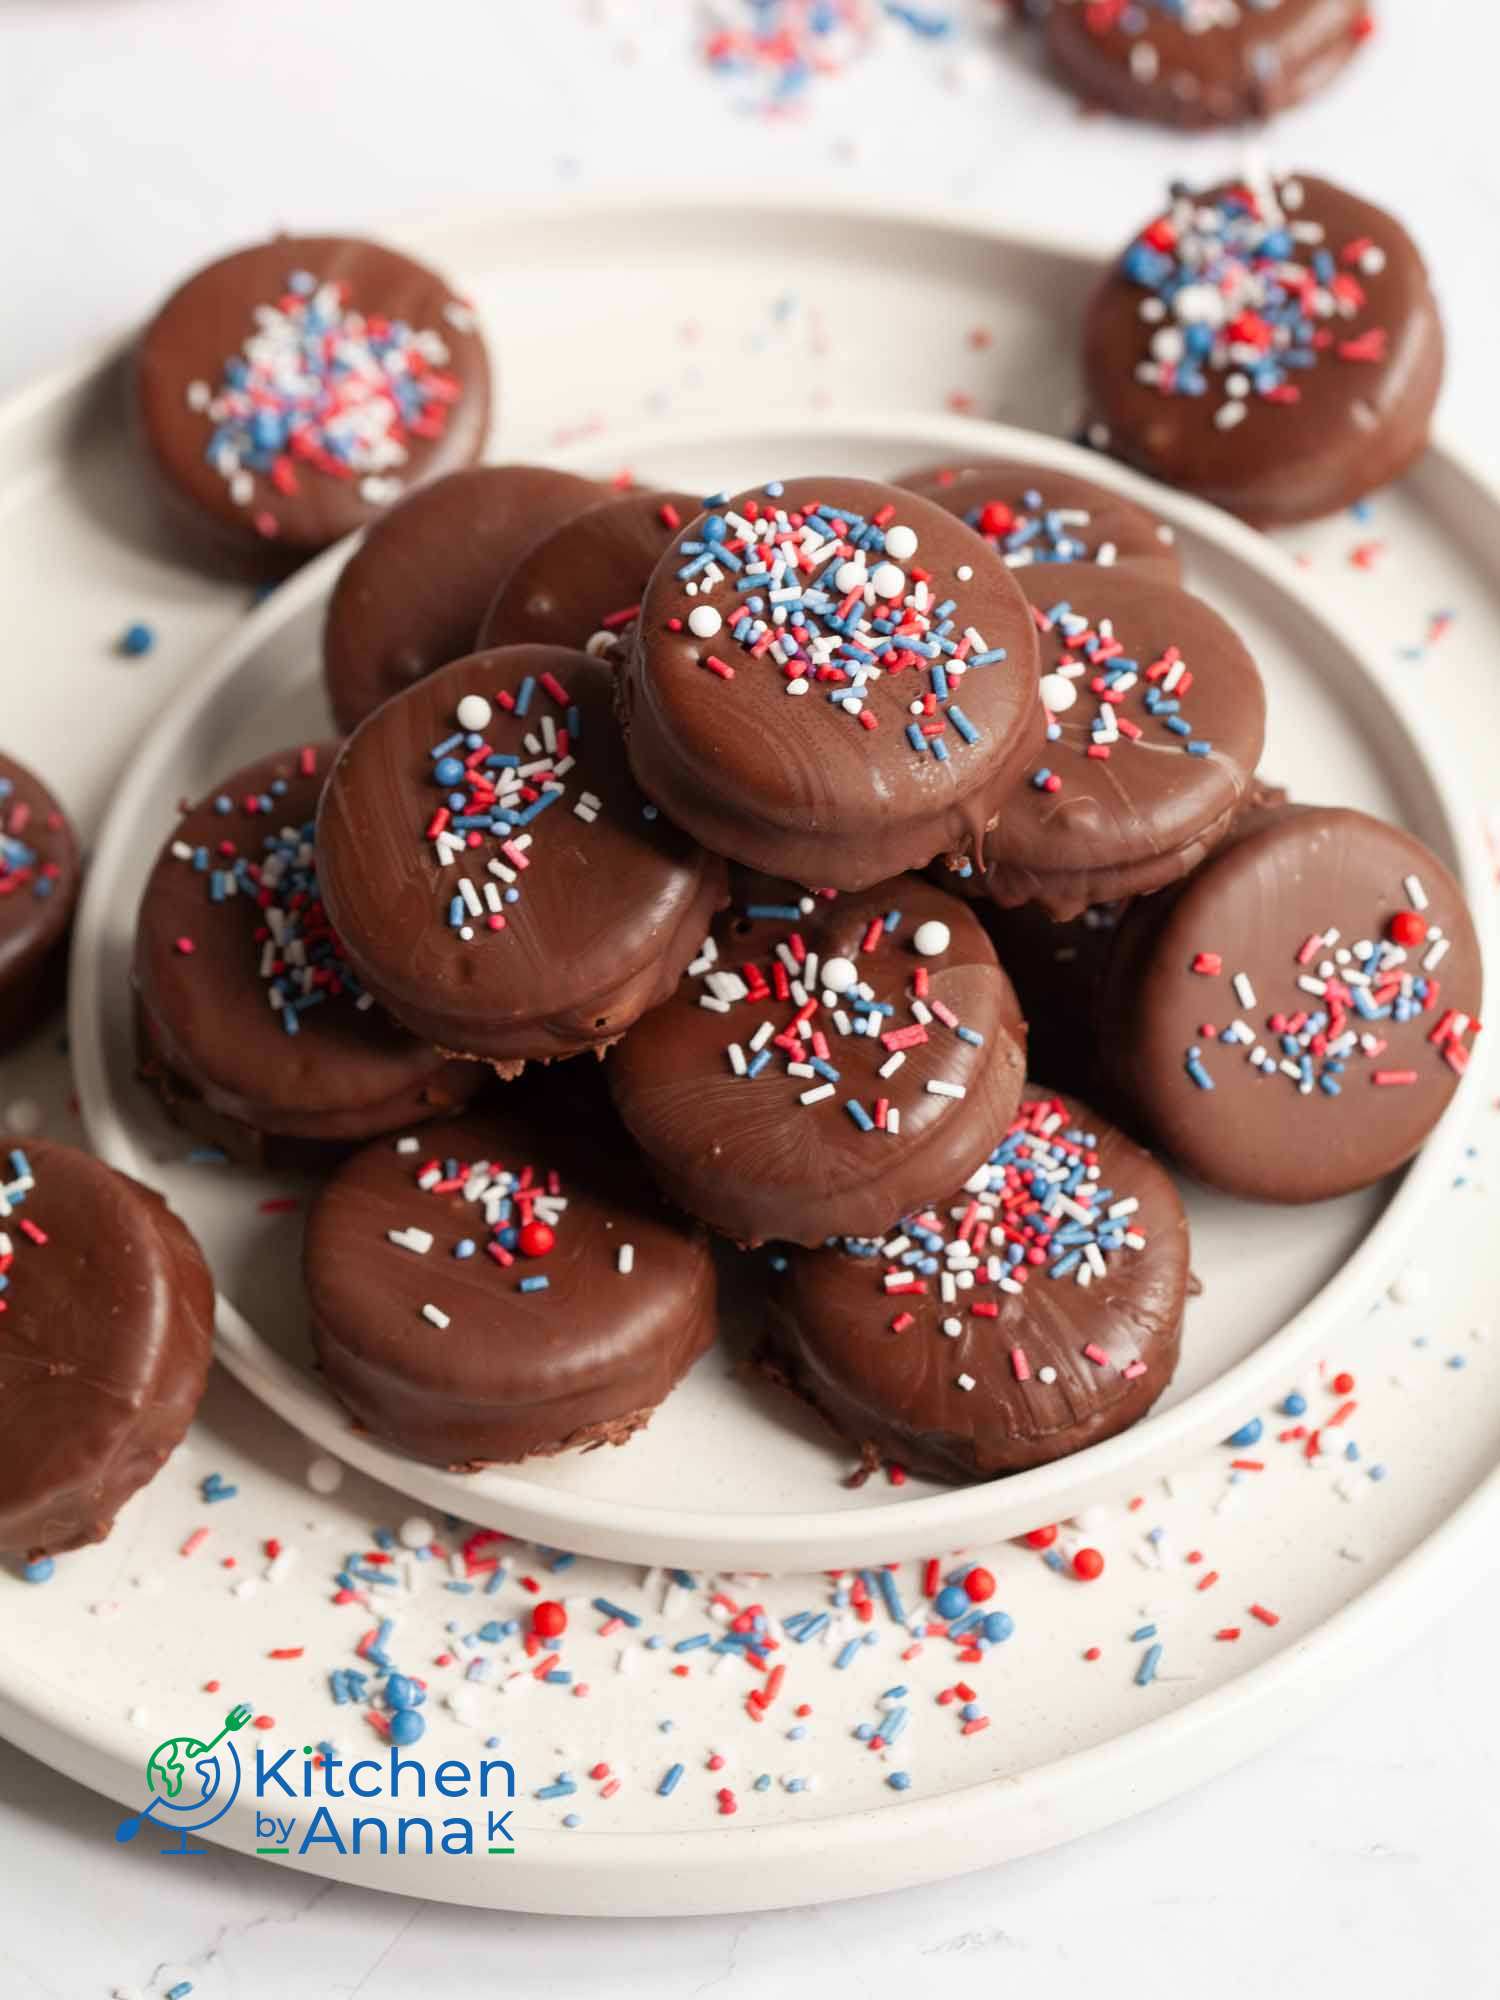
387;1707;426;1746
1226;1417;1263;1449
983;1611;1015;1644
934;1584;968;1620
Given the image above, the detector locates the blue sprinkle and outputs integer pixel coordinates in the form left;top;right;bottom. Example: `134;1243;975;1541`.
117;622;155;657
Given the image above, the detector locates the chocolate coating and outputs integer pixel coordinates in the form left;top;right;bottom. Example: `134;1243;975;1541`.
1045;0;1370;127
317;648;727;1068
305;1113;717;1469
0;753;80;1052
609;876;1027;1248
620;477;1044;892
1085;174;1443;527
979;564;1266;918
763;1090;1189;1483
133;744;481;1148
895;456;1181;580
981;899;1124;1098
136;235;491;567
0;1138;215;1557
323;465;608;733
476;490;700;653
1097;805;1483;1203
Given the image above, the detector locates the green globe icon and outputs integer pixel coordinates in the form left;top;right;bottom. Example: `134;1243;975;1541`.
146;1737;225;1815
115;1703;252;1853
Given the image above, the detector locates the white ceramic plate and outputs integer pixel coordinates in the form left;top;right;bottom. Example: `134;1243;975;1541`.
3;192;1500;1913
57;202;1495;1570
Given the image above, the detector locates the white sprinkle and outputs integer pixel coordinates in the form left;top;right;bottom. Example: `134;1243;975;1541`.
1233;972;1256;1010
1423;937;1450;971
955;1373;976;1392
926;1080;966;1099
388;1227;434;1255
955;564;973;582
306;1457;344;1496
941;1317;962;1337
456;694;492;732
800;1083;836;1106
400;1516;435;1549
1039;673;1076;714
912;920;951;958
618;1244;635;1275
878;1051;906;1079
421;1303;451;1329
884;524;918;562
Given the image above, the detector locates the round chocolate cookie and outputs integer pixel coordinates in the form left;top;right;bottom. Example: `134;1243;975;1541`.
305;1113;717;1469
1084;173;1443;527
1097;805;1483;1203
323;465;608;733
476;489;701;654
1044;0;1371;128
0;753;80;1052
978;563;1266;919
317;648;726;1070
609;876;1027;1248
0;1138;215;1557
619;477;1044;892
136;235;492;567
895;457;1181;580
133;744;481;1159
763;1090;1189;1483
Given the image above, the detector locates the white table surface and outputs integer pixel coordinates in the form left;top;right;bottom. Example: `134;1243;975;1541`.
3;1;1499;1993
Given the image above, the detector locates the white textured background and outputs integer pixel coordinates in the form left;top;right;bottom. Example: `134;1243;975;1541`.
3;2;1500;1995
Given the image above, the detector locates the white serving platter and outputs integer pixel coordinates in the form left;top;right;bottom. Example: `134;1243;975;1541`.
49;200;1496;1571
2;190;1500;1912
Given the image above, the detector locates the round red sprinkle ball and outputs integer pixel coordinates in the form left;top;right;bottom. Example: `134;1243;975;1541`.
1023;1525;1058;1550
518;1221;556;1258
531;1600;567;1639
1388;910;1427;947
963;1566;996;1603
1072;1548;1106;1582
1332;1371;1356;1395
977;501;1015;537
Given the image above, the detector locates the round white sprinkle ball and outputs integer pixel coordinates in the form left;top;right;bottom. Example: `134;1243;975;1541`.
1039;673;1077;714
884;524;918;561
913;920;951;958
688;606;723;639
456;694;492;733
955;564;974;582
835;559;867;594
306;1456;344;1496
1388;1263;1432;1307
870;562;907;601
822;956;859;994
399;1516;436;1549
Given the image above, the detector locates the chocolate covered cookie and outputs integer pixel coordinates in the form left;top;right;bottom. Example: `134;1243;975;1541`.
1085;173;1443;526
137;235;492;567
895;457;1181;579
1044;0;1371;129
764;1090;1189;1483
317;648;726;1070
609;877;1027;1248
619;477;1044;891
0;1139;215;1557
978;564;1266;918
305;1113;717;1468
477;489;700;654
0;754;79;1051
133;744;480;1160
1097;805;1483;1202
323;465;608;733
